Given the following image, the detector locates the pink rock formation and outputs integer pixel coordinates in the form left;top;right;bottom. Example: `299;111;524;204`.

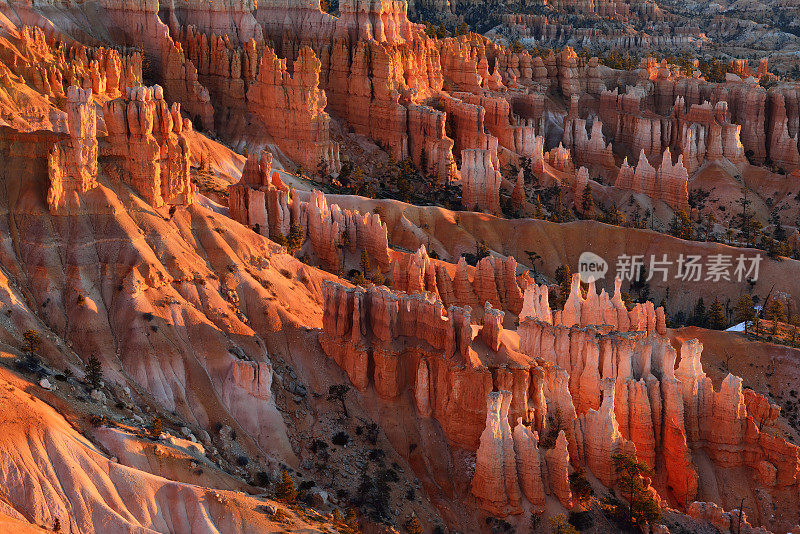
303;191;391;271
460;149;502;214
472;391;522;516
102;85;195;208
14;26;142;98
247;46;340;173
614;148;688;211
392;247;525;318
47;86;98;215
512;419;546;510
544;430;573;508
228;151;292;238
563;114;615;180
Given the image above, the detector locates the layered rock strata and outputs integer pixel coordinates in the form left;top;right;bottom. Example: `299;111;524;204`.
460;149;502;214
102;85;195;208
319;275;799;519
47;86;99;214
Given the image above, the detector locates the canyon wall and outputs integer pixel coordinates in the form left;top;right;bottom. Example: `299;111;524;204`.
318;276;799;519
102;85;195;208
47;86;98;215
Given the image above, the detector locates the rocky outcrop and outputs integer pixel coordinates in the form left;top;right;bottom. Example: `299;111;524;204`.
228;150;291;238
391;246;526;318
512;419;546;510
47;86;98;215
545;430;573;509
472;391;522;516
302;191;391;271
563;114;615;181
247;46;340;173
97;0;216;132
102;85;195;208
676;340;799;485
614;149;688;211
460;149;502;214
320;262;799;519
11;26;142;99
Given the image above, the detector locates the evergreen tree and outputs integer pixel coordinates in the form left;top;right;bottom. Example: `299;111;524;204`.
275;469;297;502
286;222;304;256
734;294;755;334
549;514;579;534
765;298;786;323
22;330;41;353
733;189;763;246
568;467;593;507
668;210;694;240
328;384;351;418
610;452;661;528
404;516;423;534
150;417;163;439
580;185;594;217
360;248;371;275
692;297;708;327
555;264;572;307
708;297;727;330
534;195;545;219
86;355;103;390
475;241;490;261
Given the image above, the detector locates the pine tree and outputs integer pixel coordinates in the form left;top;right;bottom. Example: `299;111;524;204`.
22;330;41;353
555;264;572;307
275;469;297;502
734;294;755;334
765;298;786;323
360;248;371;275
611;452;661;528
708;297;727;330
404;516;423;534
534;195;545;219
86;355;103;390
286;222;304;256
150;417;163;439
345;507;358;527
328;384;350;418
692;297;708;327
581;185;594;217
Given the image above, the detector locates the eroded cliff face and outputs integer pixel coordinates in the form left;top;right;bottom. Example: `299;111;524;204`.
2;26;142;99
47;86;98;215
102;85;195;208
318;274;798;525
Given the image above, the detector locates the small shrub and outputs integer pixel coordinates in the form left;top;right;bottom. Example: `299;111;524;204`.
150;417;163;439
332;431;350;446
275;469;297;502
85;355;103;390
568;511;594;530
22;330;41;353
404;516;423;534
255;471;270;487
298;480;316;491
236;455;249;466
550;513;579;534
